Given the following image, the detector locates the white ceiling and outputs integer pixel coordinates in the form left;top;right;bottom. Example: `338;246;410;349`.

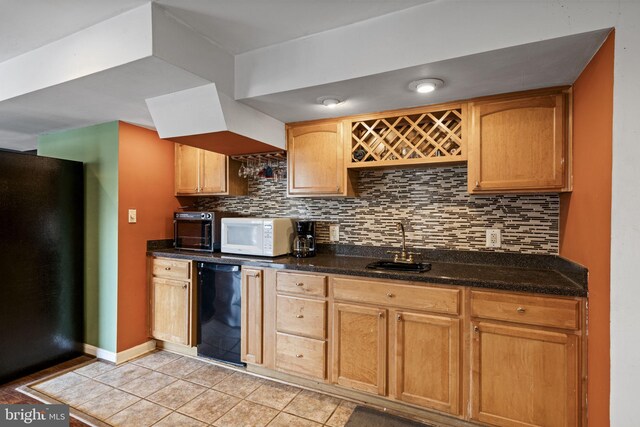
155;0;430;54
0;1;610;151
0;0;149;62
0;57;209;151
241;29;610;123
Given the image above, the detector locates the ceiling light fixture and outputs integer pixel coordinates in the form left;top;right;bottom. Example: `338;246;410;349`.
408;78;444;94
317;96;344;108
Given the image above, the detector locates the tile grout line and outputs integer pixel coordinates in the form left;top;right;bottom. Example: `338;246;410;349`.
21;352;359;427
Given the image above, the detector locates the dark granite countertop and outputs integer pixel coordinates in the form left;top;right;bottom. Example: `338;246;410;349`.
147;245;587;297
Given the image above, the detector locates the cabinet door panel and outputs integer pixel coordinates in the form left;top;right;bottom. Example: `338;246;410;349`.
241;268;263;364
288;122;344;195
394;312;460;415
200;150;227;194
332;303;386;395
175;144;200;194
471;321;579;427
469;94;565;192
151;277;190;345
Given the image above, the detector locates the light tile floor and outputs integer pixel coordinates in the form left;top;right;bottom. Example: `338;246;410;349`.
28;351;357;427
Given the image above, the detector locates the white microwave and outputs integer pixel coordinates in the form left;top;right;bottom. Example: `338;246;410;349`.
221;218;294;257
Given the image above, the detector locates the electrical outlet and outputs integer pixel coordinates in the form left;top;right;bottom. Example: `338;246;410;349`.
128;209;137;224
329;224;340;242
486;228;501;248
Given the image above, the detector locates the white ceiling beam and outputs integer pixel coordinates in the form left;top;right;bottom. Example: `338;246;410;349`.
234;0;616;100
0;3;154;102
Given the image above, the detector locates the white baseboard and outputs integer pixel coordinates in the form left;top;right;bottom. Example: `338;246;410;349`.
83;340;157;364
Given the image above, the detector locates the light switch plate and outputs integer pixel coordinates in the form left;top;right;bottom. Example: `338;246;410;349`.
128;209;137;224
329;224;340;242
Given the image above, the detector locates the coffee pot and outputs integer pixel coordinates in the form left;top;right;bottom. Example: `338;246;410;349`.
292;221;316;258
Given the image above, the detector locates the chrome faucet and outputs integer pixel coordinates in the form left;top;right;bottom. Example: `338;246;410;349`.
387;222;417;263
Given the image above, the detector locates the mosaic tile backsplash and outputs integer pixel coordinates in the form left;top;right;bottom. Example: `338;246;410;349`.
195;165;559;255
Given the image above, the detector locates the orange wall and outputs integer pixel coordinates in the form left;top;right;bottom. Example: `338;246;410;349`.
117;122;180;352
560;32;614;426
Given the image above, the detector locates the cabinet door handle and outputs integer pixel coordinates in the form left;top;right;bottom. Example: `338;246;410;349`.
296;314;304;319
248;272;261;278
474;326;479;333
396;313;402;321
475;180;480;188
182;284;187;289
516;307;526;313
336;185;340;192
378;312;385;319
295;354;304;358
295;282;304;287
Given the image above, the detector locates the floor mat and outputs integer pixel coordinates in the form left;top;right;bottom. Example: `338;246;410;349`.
346;405;434;427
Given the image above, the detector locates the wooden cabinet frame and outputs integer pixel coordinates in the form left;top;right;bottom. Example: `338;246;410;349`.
241;268;264;364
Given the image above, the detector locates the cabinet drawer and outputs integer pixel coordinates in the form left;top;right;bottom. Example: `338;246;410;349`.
471;291;580;330
152;258;191;280
332;277;460;315
277;272;327;297
276;333;326;380
277;296;326;339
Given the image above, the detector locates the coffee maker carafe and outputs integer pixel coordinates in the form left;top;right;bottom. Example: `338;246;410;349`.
292;221;316;258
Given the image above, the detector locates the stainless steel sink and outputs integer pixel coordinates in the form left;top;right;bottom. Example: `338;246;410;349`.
366;260;431;272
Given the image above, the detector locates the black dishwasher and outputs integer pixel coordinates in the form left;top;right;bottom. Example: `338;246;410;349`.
197;263;244;366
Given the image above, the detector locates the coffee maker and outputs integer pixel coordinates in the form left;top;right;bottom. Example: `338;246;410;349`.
292;220;316;258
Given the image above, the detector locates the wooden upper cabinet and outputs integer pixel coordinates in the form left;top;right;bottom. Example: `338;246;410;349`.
175;143;247;196
175;144;200;195
468;92;569;193
471;321;579;427
287;121;355;197
332;303;387;396
200;150;227;194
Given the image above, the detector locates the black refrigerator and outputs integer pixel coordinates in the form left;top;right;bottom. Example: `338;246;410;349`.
0;150;84;384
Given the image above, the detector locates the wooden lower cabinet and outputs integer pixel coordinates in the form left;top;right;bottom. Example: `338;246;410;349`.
243;268;584;426
332;303;387;396
149;257;196;347
150;277;193;345
241;268;263;364
471;321;580;427
276;332;326;379
393;311;461;415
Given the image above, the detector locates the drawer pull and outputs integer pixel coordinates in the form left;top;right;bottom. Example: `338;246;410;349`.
516;307;526;313
295;354;304;358
164;267;171;270
386;292;394;298
295;282;304;287
296;314;304;319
